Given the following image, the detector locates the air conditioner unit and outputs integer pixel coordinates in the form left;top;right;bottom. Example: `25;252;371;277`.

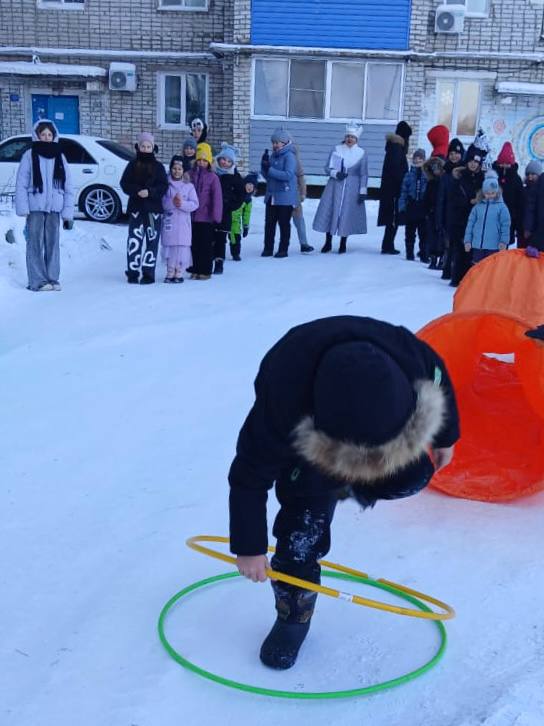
109;62;137;92
435;3;465;33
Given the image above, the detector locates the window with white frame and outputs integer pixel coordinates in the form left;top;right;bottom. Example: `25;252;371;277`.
436;79;481;137
253;58;403;122
37;0;84;8
158;72;207;129
159;0;207;9
465;0;489;17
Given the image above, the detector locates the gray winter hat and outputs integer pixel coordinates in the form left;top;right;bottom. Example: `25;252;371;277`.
271;127;291;144
526;160;542;176
413;148;426;162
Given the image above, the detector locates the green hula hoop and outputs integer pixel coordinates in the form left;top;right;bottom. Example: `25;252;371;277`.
158;569;447;700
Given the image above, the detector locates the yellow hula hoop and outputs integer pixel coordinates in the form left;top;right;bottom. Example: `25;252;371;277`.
186;535;455;621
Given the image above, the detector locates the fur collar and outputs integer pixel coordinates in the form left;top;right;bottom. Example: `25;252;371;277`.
423;157;445;181
292;380;446;483
386;133;406;146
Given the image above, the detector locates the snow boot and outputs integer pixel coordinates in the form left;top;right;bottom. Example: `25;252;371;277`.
231;242;241;261
338;237;347;254
261;248;273;257
213;258;224;275
260;580;317;670
274;250;288;258
321;238;332;253
300;244;314;253
260;619;311;670
428;256;438;270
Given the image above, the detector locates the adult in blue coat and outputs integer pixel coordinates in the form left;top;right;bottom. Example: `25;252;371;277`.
261;129;298;258
229;315;460;670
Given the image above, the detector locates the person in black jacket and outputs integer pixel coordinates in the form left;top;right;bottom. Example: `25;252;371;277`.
377;121;412;255
120;132;168;284
447;145;485;287
212;144;245;275
229;316;460;670
423;157;445;269
522;160;542;252
492;143;524;248
436;138;465;279
526;165;544;255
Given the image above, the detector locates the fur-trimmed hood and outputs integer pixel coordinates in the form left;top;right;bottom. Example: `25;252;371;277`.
423;157;445;181
386;133;406;146
292;379;446;483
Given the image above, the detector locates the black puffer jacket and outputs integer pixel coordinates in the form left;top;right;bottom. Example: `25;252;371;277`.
492;162;524;233
377;133;408;227
216;171;245;232
228;316;460;555
447;166;485;232
120;152;168;214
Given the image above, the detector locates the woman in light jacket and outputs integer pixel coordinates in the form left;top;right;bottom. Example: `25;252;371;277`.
312;123;368;254
15;119;74;291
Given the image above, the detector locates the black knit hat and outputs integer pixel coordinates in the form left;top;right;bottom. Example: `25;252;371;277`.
465;144;486;165
395;120;412;142
169;154;185;170
313;342;417;446
448;138;465;156
244;172;259;186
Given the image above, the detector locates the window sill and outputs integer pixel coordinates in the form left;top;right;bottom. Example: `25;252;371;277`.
157;6;208;12
465;13;489;19
251;115;398;125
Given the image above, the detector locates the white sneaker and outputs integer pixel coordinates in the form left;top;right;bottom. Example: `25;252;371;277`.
51;283;62;291
37;283;54;291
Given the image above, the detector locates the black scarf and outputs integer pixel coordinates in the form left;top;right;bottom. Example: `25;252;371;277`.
133;151;157;186
31;141;66;194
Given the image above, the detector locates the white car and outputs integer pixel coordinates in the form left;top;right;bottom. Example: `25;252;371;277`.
0;133;135;223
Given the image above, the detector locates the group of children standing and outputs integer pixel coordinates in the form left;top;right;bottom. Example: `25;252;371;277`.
119;121;258;284
383;122;543;287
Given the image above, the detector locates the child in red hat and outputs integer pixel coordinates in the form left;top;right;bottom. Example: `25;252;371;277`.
492;142;524;247
427;125;450;159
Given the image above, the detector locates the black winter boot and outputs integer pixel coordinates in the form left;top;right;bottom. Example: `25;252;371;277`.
428;255;438;270
213;258;224;275
321;234;332;253
231;243;241;261
260;581;317;670
338;237;347;254
260;620;311;670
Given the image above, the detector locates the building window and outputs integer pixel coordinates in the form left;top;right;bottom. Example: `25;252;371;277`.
437;79;481;138
158;0;207;9
253;58;403;122
365;63;403;121
158;73;207;129
330;63;364;119
465;0;488;17
37;0;84;8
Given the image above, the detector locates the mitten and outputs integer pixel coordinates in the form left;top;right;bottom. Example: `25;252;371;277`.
242;226;249;238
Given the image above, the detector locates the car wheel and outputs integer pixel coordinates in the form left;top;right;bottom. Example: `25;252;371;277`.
81;186;121;223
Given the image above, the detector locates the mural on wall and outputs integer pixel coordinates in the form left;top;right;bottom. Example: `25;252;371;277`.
480;109;544;172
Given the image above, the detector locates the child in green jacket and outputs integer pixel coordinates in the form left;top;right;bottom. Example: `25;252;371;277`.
229;172;258;260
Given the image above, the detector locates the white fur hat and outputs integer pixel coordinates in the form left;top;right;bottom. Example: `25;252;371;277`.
345;122;363;139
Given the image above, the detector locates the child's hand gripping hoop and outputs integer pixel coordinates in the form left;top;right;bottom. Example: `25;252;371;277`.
186;535;455;621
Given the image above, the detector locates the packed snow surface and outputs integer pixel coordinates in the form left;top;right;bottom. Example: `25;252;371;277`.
1;199;543;726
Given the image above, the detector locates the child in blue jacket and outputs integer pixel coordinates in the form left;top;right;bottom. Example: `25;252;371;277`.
399;148;428;261
464;176;511;264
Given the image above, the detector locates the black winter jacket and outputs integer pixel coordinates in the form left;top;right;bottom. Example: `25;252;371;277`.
447;167;485;232
378;134;408;227
228;316;460;556
120;154;169;215
527;174;544;251
492;162;524;232
436;160;463;233
216;171;245;232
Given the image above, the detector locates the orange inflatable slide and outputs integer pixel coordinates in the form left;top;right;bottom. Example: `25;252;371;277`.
417;250;544;502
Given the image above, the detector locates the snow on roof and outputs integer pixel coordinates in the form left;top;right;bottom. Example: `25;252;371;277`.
0;61;106;77
495;81;544;96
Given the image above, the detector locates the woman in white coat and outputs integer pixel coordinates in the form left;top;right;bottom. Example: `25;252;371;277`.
312;123;368;254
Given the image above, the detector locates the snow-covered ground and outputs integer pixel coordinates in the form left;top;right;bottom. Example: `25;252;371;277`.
1;198;543;726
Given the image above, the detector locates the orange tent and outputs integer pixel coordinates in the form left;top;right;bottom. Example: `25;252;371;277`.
417;251;544;502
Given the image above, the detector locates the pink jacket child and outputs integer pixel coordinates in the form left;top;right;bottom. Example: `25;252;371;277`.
161;161;199;282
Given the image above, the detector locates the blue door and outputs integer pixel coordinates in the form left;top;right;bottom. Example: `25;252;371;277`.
32;94;80;134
